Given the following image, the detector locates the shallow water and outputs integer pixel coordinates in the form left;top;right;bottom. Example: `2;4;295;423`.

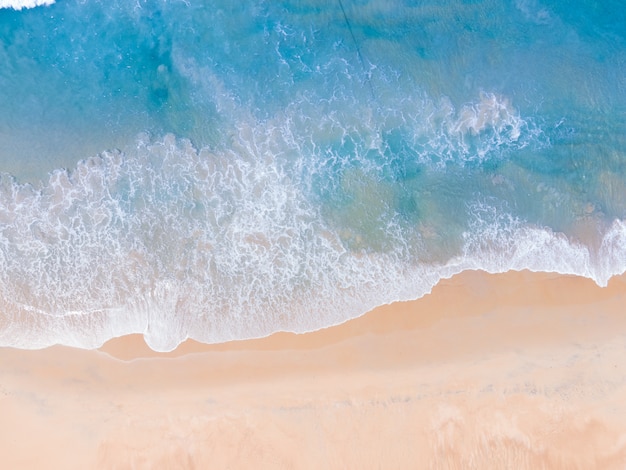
1;0;625;350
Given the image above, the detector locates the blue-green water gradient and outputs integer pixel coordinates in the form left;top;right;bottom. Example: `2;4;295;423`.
0;0;625;350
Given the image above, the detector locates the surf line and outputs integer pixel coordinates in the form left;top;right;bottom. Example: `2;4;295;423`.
337;0;376;101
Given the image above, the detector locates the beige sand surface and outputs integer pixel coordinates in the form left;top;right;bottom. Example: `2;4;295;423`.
2;269;626;469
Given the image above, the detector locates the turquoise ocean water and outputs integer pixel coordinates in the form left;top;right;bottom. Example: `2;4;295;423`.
0;0;625;350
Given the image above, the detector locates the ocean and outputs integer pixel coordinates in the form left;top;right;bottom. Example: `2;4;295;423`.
0;0;625;351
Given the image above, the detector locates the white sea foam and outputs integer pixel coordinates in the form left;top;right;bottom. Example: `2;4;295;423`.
414;92;543;168
1;133;624;353
452;93;523;142
0;132;410;351
0;0;54;10
0;94;623;352
0;80;617;352
0;78;620;352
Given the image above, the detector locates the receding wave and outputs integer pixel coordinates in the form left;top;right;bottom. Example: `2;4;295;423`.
0;123;624;351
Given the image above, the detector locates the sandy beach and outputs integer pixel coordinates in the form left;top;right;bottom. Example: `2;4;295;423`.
2;269;626;469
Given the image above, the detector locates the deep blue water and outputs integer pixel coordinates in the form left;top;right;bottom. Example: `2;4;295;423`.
1;0;625;350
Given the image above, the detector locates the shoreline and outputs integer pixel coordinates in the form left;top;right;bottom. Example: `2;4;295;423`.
99;268;626;360
3;269;626;468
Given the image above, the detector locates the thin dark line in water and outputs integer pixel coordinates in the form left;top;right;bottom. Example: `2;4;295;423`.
337;0;376;101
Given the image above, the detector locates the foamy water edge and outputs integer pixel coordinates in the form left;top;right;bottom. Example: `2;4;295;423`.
0;0;54;10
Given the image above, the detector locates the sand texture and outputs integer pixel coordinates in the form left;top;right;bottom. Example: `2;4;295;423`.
2;269;626;469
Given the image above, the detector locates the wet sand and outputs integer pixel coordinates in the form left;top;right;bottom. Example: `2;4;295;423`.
2;269;626;469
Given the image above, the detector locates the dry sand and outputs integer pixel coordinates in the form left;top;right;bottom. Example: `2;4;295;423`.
2;269;626;469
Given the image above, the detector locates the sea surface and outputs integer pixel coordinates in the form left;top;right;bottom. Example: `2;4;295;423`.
1;0;625;351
